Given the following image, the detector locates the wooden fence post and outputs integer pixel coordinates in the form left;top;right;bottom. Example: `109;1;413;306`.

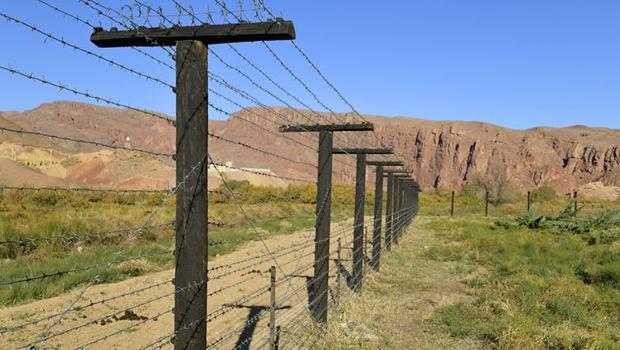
450;190;455;217
174;40;208;350
574;191;578;214
365;160;403;270
280;124;374;324
485;191;489;217
393;178;400;245
385;173;394;251
269;266;277;350
352;153;366;290
336;238;342;306
372;165;383;270
91;20;296;349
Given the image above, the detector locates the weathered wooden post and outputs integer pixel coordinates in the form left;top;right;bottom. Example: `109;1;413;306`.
332;148;392;290
451;190;455;216
363;226;368;276
92;20;296;349
395;178;402;243
269;266;277;350
485;191;489;217
398;178;414;237
574;190;578;214
366;160;403;270
391;171;408;244
384;171;410;248
336;237;342;306
527;191;532;211
280;123;374;324
394;178;403;243
385;173;395;251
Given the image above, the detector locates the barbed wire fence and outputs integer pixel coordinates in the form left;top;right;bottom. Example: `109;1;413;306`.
0;1;421;349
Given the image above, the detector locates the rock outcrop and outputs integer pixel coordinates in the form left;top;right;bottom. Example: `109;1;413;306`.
2;102;619;193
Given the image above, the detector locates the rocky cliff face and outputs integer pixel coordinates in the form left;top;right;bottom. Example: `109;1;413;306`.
213;108;620;192
2;102;619;192
368;117;620;191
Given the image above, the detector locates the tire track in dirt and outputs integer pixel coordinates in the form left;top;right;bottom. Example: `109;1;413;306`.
0;217;369;349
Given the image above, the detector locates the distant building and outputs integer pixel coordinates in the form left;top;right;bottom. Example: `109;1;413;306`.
207;161;272;174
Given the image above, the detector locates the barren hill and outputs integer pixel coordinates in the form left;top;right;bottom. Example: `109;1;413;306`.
1;101;619;193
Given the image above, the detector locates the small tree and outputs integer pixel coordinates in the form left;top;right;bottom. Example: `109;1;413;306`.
470;172;519;206
532;186;557;202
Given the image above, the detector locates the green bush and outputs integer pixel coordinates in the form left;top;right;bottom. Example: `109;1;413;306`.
512;204;620;245
30;189;61;206
532;186;557;202
461;183;482;199
470;173;520;205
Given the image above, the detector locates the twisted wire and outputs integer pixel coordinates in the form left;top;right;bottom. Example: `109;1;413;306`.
0;279;172;334
0;11;174;90
35;0;174;70
0;125;173;157
0;249;172;286
0;65;174;124
208;132;316;168
0;222;173;247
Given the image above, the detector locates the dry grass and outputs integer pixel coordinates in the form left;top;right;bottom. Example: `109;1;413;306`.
280;216;482;349
292;209;620;349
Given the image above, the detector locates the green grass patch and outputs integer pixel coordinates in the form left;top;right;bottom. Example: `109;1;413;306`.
0;241;173;306
0;184;364;305
425;209;620;348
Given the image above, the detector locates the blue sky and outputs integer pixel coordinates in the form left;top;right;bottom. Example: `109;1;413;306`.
0;0;618;129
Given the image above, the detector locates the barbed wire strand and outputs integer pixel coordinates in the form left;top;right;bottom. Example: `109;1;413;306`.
0;11;174;90
0;125;173;157
208;132;316;168
0;65;175;124
35;0;175;70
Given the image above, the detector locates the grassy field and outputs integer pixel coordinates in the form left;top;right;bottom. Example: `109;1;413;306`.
2;179;619;348
419;189;620;217
0;182;366;306
426;211;620;349
300;205;620;349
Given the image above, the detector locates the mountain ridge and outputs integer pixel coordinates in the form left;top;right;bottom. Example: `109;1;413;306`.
1;101;619;194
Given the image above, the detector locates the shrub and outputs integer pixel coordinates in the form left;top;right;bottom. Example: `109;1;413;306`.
30;189;61;206
532;186;557;202
513;205;620;245
470;173;520;205
461;183;482;199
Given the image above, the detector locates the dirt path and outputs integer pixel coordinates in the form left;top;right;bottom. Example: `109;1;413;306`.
280;216;482;349
0;217;368;349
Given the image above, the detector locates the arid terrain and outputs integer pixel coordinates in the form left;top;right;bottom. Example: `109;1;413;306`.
0;216;365;349
1;101;619;197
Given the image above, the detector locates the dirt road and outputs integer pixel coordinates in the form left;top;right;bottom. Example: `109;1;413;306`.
0;217;369;349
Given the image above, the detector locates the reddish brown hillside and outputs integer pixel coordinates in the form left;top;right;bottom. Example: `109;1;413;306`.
2;102;619;193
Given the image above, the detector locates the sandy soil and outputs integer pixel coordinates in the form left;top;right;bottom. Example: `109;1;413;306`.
0;217;369;349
